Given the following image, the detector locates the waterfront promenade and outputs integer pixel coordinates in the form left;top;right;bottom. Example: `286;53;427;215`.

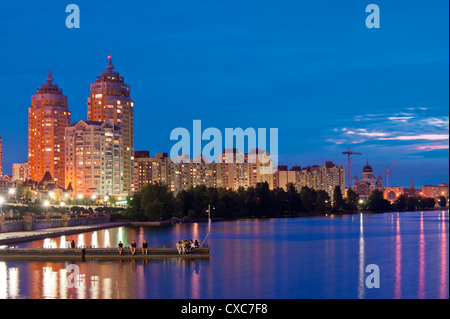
0;222;130;246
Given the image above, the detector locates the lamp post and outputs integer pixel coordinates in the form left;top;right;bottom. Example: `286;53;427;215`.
0;196;4;216
205;204;215;248
91;195;97;210
104;196;109;209
9;188;16;202
43;200;50;215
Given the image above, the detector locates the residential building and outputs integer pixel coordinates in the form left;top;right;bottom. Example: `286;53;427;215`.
421;184;449;199
65;120;125;199
0;136;2;178
275;166;298;190
12;161;29;182
28;70;71;188
87;56;134;195
298;161;346;198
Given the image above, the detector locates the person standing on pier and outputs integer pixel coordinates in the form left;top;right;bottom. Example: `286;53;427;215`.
71;240;76;249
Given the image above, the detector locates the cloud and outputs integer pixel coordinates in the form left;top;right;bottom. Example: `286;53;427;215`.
379;134;449;141
346;129;389;137
415;144;449;151
422;117;449;128
388;116;415;123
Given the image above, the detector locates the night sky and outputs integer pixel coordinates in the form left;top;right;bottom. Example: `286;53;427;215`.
0;0;448;187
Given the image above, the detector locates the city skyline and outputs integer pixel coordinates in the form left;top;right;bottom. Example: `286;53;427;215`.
0;0;448;188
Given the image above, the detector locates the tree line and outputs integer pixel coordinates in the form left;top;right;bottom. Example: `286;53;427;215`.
125;183;358;221
124;183;446;221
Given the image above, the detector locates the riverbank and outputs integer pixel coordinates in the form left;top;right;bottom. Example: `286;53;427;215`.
0;222;130;246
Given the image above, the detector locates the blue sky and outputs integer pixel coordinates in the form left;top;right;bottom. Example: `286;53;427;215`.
0;0;448;188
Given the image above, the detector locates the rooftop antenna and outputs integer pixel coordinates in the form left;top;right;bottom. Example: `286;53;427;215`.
107;55;114;71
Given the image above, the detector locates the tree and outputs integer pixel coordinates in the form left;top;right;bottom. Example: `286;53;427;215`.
140;183;177;220
344;189;359;212
332;186;344;212
315;190;331;214
286;183;303;214
393;194;407;211
300;186;316;213
367;189;391;212
438;196;447;208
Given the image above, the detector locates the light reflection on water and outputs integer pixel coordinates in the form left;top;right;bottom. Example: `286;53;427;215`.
0;210;448;299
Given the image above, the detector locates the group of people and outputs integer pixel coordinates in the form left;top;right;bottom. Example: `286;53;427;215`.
117;240;149;255
176;239;199;255
65;240;76;249
116;238;200;255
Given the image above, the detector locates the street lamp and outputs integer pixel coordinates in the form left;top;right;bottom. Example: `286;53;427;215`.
43;200;50;214
77;194;83;207
9;188;16;202
91;195;97;207
0;196;4;215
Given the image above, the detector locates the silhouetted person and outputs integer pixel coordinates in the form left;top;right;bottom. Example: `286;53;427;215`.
142;240;149;255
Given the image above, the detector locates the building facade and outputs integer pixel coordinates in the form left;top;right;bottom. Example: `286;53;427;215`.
352;161;384;201
12;161;29;182
87;56;134;196
297;161;346;198
65;120;125;199
28;70;71;189
421;184;449;199
0;136;2;178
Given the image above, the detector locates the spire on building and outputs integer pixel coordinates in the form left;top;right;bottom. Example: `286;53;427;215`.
47;69;53;83
107;55;114;71
410;179;415;196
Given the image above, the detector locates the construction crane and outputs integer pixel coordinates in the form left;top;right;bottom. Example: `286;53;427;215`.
385;160;398;188
342;147;362;189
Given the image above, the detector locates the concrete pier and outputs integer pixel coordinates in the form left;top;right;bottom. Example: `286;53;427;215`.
0;247;210;260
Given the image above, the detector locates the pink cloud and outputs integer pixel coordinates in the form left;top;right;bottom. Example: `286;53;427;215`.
416;144;449;151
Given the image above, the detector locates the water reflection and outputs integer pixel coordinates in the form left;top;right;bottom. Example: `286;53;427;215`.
394;213;402;299
0;211;448;299
418;212;425;298
358;213;365;299
440;211;448;299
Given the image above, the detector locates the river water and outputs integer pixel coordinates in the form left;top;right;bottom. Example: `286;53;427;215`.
0;210;448;299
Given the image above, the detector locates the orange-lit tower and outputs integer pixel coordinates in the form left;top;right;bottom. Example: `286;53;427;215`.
28;70;71;188
87;56;134;195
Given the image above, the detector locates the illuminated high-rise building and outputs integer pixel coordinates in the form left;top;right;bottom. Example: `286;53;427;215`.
28;70;71;188
65;120;125;198
0;136;3;178
87;56;134;195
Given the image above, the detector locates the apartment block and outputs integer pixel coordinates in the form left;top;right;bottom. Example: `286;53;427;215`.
65;120;125;198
